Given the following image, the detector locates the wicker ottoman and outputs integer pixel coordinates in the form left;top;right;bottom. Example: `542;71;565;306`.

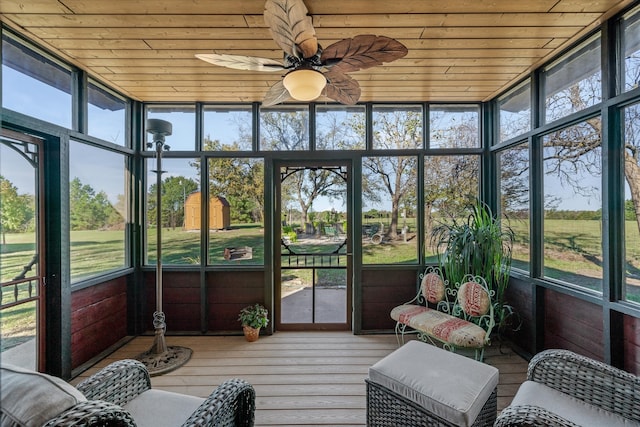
366;341;499;427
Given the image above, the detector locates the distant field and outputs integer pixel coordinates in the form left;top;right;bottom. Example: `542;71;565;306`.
507;218;640;299
3;218;640;350
2;217;640;294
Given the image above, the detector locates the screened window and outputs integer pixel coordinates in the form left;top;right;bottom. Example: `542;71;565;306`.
543;34;602;124
208;158;264;265
498;144;530;272
622;5;640;93
498;80;531;143
362;156;418;264
624;102;640;303
203;106;253;151
2;32;72;128
69;141;128;282
145;105;196;151
372;105;423;150
88;80;127;146
316;105;365;150
424;155;480;261
542;118;602;291
260;106;309;151
146;158;200;265
430;105;480;148
0;142;38;283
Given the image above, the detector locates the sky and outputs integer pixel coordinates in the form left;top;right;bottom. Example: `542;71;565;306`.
1;62;614;212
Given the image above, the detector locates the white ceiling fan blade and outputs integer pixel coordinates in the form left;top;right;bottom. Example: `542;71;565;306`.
263;80;291;106
195;53;286;72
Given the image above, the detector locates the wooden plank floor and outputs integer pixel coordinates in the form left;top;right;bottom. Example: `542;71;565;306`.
74;332;528;426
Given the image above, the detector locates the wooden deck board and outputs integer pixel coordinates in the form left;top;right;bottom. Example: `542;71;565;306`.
74;331;528;426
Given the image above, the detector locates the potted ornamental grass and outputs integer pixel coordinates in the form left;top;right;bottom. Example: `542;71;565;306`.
238;303;269;342
431;198;517;334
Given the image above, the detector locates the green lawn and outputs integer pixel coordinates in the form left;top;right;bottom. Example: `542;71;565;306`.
4;219;639;286
0;300;36;351
146;224;266;266
507;218;640;300
4;217;640;349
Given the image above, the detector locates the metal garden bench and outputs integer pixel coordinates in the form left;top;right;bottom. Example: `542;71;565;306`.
390;266;495;361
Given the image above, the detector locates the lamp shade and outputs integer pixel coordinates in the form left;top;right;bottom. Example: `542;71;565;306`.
146;118;172;137
282;69;327;101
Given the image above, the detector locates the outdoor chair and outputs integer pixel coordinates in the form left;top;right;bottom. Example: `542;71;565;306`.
1;359;255;427
495;349;640;426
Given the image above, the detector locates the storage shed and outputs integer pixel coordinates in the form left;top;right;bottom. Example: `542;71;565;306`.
184;192;230;230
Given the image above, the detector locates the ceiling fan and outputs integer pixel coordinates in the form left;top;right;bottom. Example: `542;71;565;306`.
195;0;408;106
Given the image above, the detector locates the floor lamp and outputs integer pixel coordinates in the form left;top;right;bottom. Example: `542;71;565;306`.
136;118;192;376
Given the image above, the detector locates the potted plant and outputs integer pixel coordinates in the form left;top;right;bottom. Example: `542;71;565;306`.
431;198;517;333
238;303;269;342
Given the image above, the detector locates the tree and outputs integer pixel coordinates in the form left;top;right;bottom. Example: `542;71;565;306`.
498;145;530;216
316;108;365;150
0;176;33;244
70;177;123;230
360;109;420;240
363;156;417;239
147;176;198;228
282;167;345;225
260;110;346;224
260;110;309;151
623;103;640;235
626;199;636;221
424;155;480;244
199;138;264;224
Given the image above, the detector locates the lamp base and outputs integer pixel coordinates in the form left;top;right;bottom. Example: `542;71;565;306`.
135;345;192;376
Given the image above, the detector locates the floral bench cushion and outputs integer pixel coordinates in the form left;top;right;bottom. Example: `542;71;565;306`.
421;271;446;304
390;304;487;348
457;280;491;317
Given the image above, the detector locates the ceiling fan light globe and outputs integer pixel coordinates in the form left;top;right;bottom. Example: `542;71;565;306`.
283;69;326;101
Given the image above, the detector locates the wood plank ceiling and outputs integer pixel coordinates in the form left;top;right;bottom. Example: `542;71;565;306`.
0;0;635;104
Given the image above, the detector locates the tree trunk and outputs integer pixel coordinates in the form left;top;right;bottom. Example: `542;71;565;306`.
625;152;640;236
424;202;434;250
388;198;400;239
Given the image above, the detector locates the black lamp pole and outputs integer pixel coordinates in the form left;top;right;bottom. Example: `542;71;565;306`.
136;118;192;375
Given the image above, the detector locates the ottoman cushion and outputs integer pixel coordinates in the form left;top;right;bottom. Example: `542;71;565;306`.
368;340;499;426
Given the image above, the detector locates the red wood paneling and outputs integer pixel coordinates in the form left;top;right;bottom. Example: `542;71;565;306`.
623;315;640;375
70;277;127;368
361;268;417;330
544;289;603;361
143;271;201;332
207;270;265;331
503;277;534;355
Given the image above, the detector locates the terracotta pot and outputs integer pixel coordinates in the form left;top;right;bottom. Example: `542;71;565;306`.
243;325;260;342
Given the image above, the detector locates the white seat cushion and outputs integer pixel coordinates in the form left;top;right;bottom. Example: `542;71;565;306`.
0;364;87;427
123;389;205;427
510;380;636;427
368;340;499;427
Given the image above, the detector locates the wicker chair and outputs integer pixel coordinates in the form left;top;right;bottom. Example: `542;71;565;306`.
495;349;640;426
1;359;255;427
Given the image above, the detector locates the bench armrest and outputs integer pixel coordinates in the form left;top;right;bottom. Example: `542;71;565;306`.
181;378;255;427
76;359;151;407
527;349;640;421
